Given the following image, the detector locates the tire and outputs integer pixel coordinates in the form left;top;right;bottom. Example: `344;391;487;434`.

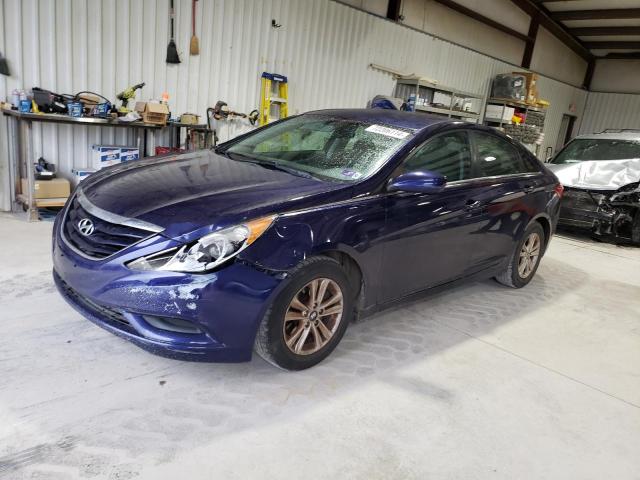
632;209;640;245
254;256;354;370
495;222;545;288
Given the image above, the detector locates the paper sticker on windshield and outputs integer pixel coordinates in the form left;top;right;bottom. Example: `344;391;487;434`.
365;124;410;139
341;169;362;179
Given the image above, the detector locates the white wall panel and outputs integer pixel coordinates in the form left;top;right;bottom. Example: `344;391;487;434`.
579;92;640;135
590;59;640;94
529;26;588;88
1;0;587;211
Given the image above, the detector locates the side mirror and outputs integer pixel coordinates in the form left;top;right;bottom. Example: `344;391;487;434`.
545;146;553;163
387;170;446;194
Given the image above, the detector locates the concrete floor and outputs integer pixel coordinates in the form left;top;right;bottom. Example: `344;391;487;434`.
1;213;639;480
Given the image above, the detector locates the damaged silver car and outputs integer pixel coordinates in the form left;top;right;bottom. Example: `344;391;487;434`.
547;130;640;244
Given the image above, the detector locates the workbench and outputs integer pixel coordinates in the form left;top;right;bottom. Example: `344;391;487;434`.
2;109;212;221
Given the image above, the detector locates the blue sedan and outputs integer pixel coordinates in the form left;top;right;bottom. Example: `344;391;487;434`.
53;109;563;370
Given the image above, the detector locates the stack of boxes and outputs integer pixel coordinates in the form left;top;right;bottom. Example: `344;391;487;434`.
71;145;140;185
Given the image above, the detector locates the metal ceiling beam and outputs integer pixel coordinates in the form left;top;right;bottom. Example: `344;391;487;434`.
386;0;402;21
431;0;532;43
571;26;640;36
599;51;640;59
553;9;640;21
522;13;540;68
584;41;640;49
510;0;592;61
583;58;595;90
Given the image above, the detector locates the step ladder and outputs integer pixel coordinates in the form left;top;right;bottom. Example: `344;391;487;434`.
259;72;288;126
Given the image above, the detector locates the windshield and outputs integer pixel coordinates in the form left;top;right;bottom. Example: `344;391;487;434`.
224;115;413;182
552;138;640;164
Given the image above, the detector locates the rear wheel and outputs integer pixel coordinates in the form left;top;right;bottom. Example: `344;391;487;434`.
632;209;640;245
495;222;545;288
254;257;353;370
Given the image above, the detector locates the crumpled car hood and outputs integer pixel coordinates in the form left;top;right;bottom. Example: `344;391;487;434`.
547;159;640;190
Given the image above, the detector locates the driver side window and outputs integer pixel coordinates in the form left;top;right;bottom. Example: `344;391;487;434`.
402;131;472;182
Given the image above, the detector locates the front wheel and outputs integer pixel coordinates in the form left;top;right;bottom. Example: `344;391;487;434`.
495;222;545;288
254;257;353;370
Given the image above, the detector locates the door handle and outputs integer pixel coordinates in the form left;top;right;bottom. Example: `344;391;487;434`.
465;200;482;211
523;184;535;193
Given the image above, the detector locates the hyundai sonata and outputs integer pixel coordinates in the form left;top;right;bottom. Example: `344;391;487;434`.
53;109;562;370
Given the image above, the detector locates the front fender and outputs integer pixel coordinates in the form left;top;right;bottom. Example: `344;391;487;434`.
238;196;387;305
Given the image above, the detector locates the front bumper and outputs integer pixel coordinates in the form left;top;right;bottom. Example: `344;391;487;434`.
52;217;284;362
558;189;612;229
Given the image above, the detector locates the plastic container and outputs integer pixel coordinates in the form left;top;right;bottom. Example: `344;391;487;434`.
407;94;416;112
67;102;83;117
11;89;20;108
19;99;31;113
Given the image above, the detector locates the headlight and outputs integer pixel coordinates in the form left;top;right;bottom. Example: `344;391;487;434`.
128;215;275;273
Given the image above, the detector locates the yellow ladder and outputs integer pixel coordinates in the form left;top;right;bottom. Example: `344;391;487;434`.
259;72;288;126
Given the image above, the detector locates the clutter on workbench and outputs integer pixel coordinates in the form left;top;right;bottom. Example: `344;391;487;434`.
180;113;200;124
67;102;83;117
32;87;68;113
135;102;170;125
117;83;145;114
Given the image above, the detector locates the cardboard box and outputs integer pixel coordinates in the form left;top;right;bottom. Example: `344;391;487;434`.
119;147;140;162
71;168;96;186
91;145;141;169
22;177;71;199
136;102;169;126
485;105;515;122
91;145;121;170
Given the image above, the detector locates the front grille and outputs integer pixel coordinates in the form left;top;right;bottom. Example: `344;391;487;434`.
63;197;150;259
56;274;132;330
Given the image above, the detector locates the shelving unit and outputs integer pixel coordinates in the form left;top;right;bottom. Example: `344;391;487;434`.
483;98;547;156
394;77;485;123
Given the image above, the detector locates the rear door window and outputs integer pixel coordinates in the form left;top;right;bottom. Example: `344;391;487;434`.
401;131;473;182
471;132;537;177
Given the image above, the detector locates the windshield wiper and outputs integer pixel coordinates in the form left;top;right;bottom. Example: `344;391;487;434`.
227;153;316;179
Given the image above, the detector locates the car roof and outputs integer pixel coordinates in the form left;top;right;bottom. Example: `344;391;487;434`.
305;108;450;131
574;130;640;142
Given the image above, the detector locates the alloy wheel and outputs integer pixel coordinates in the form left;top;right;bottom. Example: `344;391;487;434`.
518;232;541;279
283;278;344;355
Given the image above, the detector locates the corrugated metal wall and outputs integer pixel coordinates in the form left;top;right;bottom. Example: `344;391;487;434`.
1;0;587;211
578;92;640;135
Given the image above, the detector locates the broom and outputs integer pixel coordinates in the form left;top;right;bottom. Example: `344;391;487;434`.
190;0;199;55
166;0;181;64
0;51;10;76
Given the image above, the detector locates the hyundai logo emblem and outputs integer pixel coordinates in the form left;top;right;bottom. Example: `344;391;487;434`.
77;218;95;236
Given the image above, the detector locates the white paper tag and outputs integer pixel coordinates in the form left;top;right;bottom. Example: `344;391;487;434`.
365;124;410;139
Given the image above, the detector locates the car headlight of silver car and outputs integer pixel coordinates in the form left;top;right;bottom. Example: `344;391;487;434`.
127;215;276;273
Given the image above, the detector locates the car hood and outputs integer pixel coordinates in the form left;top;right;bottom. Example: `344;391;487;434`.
80;150;349;238
547;158;640;191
